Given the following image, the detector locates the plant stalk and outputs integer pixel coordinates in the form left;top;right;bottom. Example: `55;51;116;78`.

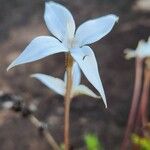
121;57;143;150
140;68;150;127
64;53;73;150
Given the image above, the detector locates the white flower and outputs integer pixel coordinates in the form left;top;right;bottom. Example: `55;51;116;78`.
31;63;100;99
124;37;150;59
7;1;119;107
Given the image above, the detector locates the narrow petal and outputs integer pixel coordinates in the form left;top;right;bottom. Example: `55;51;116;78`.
7;36;68;70
31;73;65;96
72;84;100;99
124;49;136;59
44;1;75;41
71;46;107;107
75;14;118;47
72;63;81;86
137;40;150;58
64;62;81;86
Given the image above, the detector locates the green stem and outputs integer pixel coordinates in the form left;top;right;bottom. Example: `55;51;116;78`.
64;54;73;150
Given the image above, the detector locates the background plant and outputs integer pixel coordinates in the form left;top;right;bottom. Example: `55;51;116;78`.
122;37;150;150
84;133;103;150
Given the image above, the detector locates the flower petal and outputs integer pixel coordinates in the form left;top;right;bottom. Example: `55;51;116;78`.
124;49;136;59
75;14;118;47
64;62;81;86
72;84;100;99
72;62;81;86
44;1;75;42
137;40;150;58
71;46;107;107
7;36;68;70
31;73;65;96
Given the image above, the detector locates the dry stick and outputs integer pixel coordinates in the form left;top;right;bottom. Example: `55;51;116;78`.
11;98;60;150
29;115;60;150
121;57;143;150
64;54;73;150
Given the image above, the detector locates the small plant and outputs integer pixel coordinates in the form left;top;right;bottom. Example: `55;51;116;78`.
7;1;118;149
84;133;103;150
132;134;150;150
122;37;150;150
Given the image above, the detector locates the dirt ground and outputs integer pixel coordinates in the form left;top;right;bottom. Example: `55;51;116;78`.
0;0;150;150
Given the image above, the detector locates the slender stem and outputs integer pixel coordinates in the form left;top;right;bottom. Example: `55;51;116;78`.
140;69;150;127
29;115;60;150
121;57;143;150
64;54;73;150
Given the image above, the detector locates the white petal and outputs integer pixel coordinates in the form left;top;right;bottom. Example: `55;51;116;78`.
124;49;136;59
31;73;65;96
64;72;67;84
7;36;67;70
72;84;100;99
75;14;118;46
71;46;107;108
64;62;81;86
137;40;150;58
44;1;75;41
72;63;81;86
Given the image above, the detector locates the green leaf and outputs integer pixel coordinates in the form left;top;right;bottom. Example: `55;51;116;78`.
84;133;103;150
132;134;150;150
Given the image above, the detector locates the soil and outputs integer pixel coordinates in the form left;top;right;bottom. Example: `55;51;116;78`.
0;0;150;150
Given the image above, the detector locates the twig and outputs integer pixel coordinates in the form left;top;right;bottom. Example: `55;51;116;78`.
29;115;60;150
9;99;60;150
121;57;143;150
